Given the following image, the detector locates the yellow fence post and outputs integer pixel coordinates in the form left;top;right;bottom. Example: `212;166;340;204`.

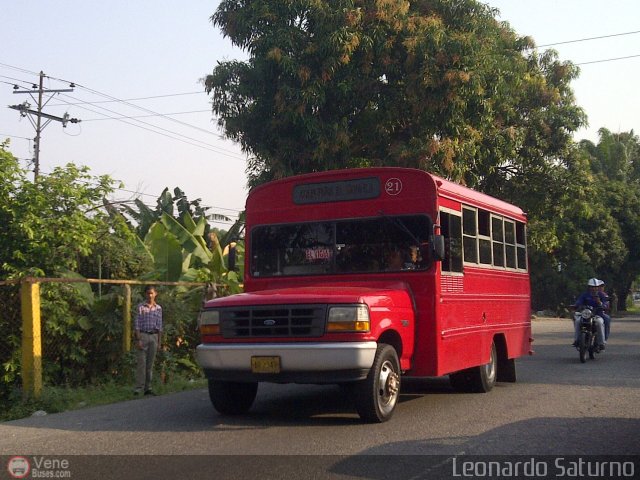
123;283;132;353
21;279;42;400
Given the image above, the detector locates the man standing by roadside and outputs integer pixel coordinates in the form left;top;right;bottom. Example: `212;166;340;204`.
133;285;163;395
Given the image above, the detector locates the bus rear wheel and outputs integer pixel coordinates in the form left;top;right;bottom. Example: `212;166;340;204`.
352;343;401;423
208;379;258;415
449;342;497;393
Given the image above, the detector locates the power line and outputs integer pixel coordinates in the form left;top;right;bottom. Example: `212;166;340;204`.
2;67;227;138
576;54;640;66
0;62;39;76
536;30;640;48
0;133;32;140
53;93;246;160
39;76;245;157
0;75;36;87
51;77;227;140
48;91;205;107
82;109;210;122
2;69;244;159
1;72;205;106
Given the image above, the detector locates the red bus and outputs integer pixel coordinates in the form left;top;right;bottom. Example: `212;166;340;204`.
196;167;532;422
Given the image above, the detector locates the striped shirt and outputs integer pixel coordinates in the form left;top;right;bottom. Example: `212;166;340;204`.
134;302;163;332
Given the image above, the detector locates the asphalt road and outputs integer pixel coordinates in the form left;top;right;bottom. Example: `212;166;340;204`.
1;316;639;478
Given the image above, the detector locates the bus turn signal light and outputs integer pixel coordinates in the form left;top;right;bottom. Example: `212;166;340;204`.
200;324;220;336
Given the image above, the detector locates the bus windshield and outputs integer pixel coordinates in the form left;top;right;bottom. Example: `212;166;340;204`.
251;214;433;277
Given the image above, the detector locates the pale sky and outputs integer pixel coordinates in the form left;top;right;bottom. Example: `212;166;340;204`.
1;1;638;226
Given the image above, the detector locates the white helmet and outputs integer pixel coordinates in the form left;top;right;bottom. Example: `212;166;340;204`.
587;278;599;287
597;279;605;286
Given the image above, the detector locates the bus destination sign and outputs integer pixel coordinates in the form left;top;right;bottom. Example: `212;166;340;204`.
293;177;380;204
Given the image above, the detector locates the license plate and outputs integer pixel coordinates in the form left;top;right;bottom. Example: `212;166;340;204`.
251;356;281;374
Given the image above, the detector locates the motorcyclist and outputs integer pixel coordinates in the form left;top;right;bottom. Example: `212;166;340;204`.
572;278;606;351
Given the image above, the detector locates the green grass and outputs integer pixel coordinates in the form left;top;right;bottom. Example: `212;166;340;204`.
0;374;207;422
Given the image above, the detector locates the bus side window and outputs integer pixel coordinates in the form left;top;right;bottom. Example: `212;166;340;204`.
516;221;528;270
440;211;463;273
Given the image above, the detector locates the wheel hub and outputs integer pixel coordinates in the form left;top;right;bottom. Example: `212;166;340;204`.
386;371;400;398
378;360;400;407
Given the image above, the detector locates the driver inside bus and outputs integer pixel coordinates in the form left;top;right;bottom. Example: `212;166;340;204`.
385;245;418;271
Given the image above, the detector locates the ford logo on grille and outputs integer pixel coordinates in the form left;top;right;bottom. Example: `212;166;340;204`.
263;319;276;326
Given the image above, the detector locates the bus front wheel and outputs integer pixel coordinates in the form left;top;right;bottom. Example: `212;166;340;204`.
208;379;258;415
352;343;401;423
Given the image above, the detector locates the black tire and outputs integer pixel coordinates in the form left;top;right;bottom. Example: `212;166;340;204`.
208;379;258;415
578;332;588;363
450;342;498;393
497;357;517;383
588;330;598;359
352;344;401;423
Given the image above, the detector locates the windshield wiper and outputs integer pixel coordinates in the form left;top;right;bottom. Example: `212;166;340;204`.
377;210;423;245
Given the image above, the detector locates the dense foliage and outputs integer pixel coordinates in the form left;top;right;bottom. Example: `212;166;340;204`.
0;144;125;399
573;129;640;309
0;143;242;403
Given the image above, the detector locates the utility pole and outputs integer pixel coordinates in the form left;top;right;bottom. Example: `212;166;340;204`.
8;71;80;181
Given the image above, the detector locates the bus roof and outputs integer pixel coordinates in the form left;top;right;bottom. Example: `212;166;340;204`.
430;173;526;220
246;167;526;221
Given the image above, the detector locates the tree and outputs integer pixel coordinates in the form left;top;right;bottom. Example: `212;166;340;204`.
523;149;623;311
0;147;116;279
577;129;640;309
527;129;640;312
206;0;585;189
0;143;126;395
0;141;24;278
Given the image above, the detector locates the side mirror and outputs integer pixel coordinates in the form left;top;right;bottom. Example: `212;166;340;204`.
433;235;445;261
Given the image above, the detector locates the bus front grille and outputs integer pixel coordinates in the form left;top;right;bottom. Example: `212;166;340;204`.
220;305;327;338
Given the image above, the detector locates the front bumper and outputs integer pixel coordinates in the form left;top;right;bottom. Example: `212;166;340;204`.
196;341;377;383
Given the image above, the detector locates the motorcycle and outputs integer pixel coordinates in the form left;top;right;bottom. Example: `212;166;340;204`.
574;306;604;363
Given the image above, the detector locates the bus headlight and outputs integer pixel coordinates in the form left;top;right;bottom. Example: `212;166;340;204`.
198;309;220;335
327;305;370;332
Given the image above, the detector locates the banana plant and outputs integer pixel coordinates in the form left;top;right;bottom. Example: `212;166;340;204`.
142;211;243;295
